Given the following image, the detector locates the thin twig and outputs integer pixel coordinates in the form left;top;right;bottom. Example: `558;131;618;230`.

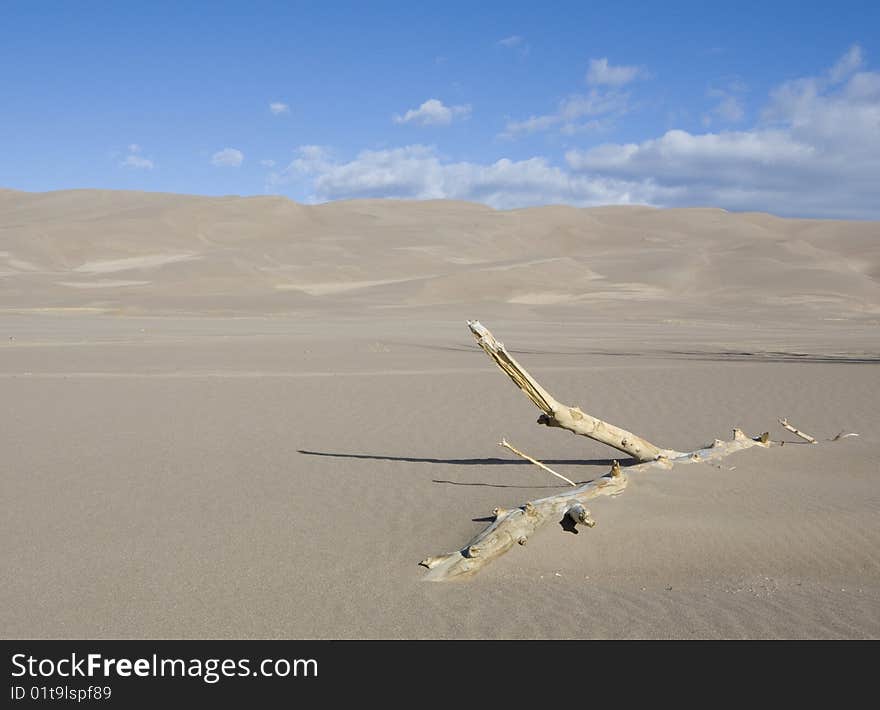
778;418;817;444
498;438;577;487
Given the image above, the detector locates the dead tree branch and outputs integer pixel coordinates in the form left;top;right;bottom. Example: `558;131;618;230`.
498;438;577;487
778;418;818;444
467;320;682;462
419;322;778;582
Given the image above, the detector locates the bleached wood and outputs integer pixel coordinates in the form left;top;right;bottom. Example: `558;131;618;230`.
778;418;817;444
567;503;596;527
417;321;792;581
467;320;681;462
498;438;577;487
421;428;769;581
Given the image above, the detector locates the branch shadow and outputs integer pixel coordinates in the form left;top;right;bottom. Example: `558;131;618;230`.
433;478;568;490
559;515;580;535
298;449;635;468
297;449;638;488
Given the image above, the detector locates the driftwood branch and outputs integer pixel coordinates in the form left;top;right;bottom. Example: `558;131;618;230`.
498;438;577;487
778;418;817;444
418;321;785;582
567;502;596;528
420;461;628;580
467;320;681;462
421;429;767;581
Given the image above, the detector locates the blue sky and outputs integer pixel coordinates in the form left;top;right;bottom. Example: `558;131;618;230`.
2;1;878;218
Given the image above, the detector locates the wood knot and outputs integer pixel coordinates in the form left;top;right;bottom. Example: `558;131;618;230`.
610;460;622;478
523;502;538;517
517;537;528;546
569;407;584;421
567;503;597;528
466;545;480;558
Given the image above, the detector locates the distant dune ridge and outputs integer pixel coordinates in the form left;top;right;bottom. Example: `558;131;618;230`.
1;188;878;320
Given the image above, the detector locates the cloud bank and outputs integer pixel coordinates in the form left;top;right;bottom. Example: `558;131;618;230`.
273;46;879;219
566;45;879;218
276;144;647;209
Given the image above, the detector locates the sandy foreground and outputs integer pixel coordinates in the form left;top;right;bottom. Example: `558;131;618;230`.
1;189;879;638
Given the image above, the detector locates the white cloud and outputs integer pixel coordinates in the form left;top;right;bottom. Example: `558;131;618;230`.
120;144;153;169
564;45;880;218
586;58;642;86
273;144;646;209
503;114;557;136
713;96;744;122
566;129;812;177
704;81;748;125
271;45;879;219
269;102;290;115
828;44;863;83
496;34;530;58
211;148;244;167
497;35;523;48
501;89;628;138
283;144;333;179
393;99;472;126
502;57;642;139
120;154;154;170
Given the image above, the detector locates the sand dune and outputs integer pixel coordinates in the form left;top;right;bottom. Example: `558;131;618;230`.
1;189;877;322
57;280;152;289
1;188;878;639
73;253;201;274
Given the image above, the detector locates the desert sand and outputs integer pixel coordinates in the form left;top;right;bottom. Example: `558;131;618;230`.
1;188;878;638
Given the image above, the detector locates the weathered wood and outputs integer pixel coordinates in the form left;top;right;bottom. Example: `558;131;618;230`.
778;418;817;444
418;321;787;581
420;463;627;580
567;503;596;527
421;427;768;581
498;438;576;487
467;320;681;462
